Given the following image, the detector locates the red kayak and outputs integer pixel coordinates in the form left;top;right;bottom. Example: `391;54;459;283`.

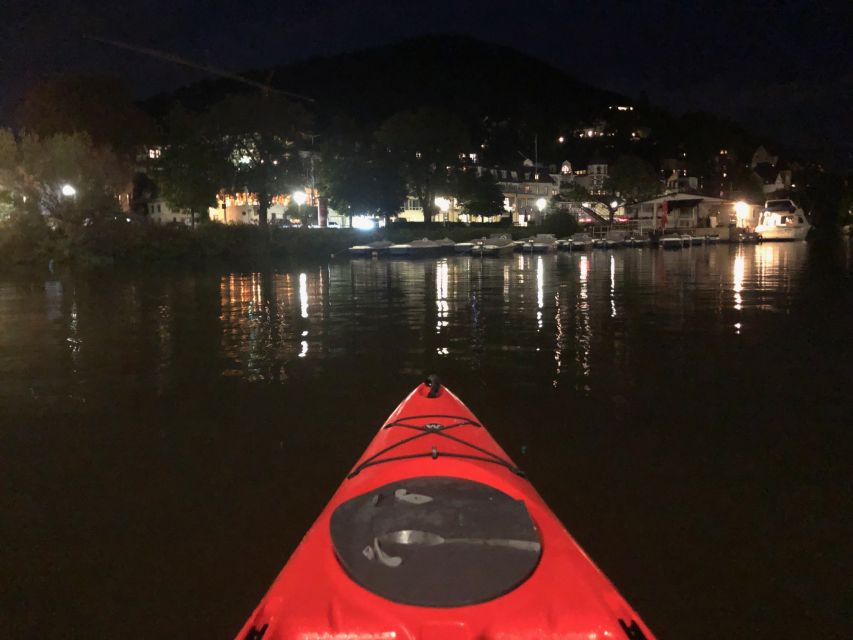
237;376;655;640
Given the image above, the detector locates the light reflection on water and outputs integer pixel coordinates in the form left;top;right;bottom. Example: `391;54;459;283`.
0;243;833;407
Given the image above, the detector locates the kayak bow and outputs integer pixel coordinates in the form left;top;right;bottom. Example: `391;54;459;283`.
236;376;655;640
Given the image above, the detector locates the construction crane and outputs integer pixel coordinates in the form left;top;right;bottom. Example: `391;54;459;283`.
86;35;315;103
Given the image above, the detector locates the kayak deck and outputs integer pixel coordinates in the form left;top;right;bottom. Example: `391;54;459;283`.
236;378;655;640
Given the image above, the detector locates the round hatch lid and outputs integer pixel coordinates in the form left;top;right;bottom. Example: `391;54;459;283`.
330;476;541;607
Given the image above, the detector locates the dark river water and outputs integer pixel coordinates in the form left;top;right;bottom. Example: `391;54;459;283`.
2;241;852;639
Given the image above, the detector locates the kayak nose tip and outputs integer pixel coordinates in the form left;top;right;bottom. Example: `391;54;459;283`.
424;373;442;398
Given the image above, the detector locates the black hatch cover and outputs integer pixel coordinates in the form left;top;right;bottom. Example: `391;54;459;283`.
329;476;541;607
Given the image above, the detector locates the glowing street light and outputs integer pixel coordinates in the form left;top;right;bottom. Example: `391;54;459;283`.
610;200;619;209
536;198;547;212
61;184;76;197
734;201;750;227
293;190;308;226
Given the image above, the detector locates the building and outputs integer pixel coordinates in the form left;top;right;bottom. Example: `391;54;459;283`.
572;157;609;195
625;193;744;232
665;171;699;194
396;195;462;224
485;162;560;226
147;198;200;226
753;162;792;195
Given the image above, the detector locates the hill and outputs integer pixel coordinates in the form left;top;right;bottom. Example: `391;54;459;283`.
143;35;765;168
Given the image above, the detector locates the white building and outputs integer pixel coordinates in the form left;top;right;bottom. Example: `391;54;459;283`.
147;198;200;226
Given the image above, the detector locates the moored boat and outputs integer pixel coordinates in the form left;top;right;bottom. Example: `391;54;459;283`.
691;235;706;246
474;234;516;256
755;199;811;241
626;233;651;247
660;234;683;249
348;240;394;257
236;377;657;640
435;237;457;254
522;233;558;253
604;230;626;249
735;230;762;244
390;238;446;257
680;234;693;247
569;232;593;250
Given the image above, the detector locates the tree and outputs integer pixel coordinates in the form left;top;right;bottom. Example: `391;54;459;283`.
156;107;230;221
554;179;590;204
540;211;579;237
452;170;504;221
376;108;470;223
0;129;130;223
322;153;408;225
16;74;156;159
604;155;660;203
728;162;766;203
203;93;312;226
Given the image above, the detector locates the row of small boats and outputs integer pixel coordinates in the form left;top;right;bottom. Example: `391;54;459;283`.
349;235;520;258
349;231;723;258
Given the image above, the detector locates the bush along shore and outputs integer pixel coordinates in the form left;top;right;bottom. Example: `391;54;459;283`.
0;213;576;269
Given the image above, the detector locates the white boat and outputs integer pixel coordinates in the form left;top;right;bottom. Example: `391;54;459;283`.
522;234;558;253
390;238;445;257
473;234;516;256
603;230;626;249
626;234;651;247
660;235;683;249
348;240;393;257
569;233;593;250
592;238;607;249
435;237;457;254
755;199;811;241
680;234;693;247
691;235;706;246
705;234;719;244
455;241;474;254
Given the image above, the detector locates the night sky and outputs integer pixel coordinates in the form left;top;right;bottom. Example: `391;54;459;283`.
2;0;852;154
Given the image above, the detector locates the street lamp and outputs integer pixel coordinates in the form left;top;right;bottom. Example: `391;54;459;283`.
434;196;450;223
734;201;749;228
293;190;307;226
61;184;76;197
535;198;547;212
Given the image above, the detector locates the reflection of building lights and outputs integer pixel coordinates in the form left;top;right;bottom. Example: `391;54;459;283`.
733;253;744;311
299;272;308;318
299;340;308;357
536;256;544;330
610;255;617;318
435;260;449;334
536;257;544;309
